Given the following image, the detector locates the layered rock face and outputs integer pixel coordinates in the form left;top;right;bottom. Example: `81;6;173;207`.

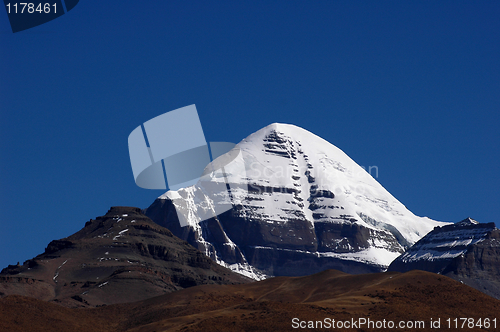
388;218;500;299
146;123;446;278
0;207;249;307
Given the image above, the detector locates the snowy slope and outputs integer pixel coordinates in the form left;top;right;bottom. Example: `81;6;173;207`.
150;123;448;278
390;218;496;264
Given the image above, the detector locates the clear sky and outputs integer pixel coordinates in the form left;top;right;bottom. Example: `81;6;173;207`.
1;1;499;269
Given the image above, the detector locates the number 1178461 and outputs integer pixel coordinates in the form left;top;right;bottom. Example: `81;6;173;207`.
446;318;496;329
5;3;57;14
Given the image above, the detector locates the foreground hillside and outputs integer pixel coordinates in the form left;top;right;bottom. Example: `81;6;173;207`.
0;207;249;307
1;269;499;332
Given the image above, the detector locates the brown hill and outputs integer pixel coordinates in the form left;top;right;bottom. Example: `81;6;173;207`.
0;207;249;307
1;269;499;332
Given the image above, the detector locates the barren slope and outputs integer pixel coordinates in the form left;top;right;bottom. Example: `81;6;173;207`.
1;270;499;332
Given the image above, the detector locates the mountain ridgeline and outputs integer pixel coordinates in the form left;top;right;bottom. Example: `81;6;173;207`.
1;122;498;328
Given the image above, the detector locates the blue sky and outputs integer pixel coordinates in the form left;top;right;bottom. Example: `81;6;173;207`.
1;1;499;269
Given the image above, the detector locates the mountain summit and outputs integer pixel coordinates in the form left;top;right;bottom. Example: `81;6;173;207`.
146;123;448;278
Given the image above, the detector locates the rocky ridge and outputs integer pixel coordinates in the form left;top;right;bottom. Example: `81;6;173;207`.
0;207;249;307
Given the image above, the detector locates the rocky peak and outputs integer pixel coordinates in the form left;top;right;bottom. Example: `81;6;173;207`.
456;217;479;226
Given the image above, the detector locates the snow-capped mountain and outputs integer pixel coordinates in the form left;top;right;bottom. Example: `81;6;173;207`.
146;123;448;279
388;217;500;299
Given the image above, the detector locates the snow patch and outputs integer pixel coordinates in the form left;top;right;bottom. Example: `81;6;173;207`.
112;229;128;241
